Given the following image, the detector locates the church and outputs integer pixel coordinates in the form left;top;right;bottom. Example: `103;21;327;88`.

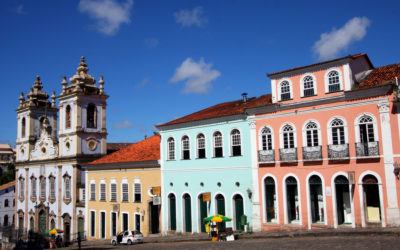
15;57;108;242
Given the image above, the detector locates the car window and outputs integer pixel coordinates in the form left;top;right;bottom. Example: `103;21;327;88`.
124;231;129;236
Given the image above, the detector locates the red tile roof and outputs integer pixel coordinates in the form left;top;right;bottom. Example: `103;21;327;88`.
267;53;370;77
358;63;400;89
87;135;160;165
158;94;272;127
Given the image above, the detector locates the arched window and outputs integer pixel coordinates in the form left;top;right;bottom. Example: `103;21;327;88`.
167;137;175;160
213;132;223;157
231;129;241;156
196;134;206;159
40;177;46;199
309;175;324;223
282;125;295;149
4;199;8;207
21;117;26;138
328;71;340;93
87;104;97;128
64;176;71;200
331;119;345;145
49;176;56;200
303;76;314;97
31;177;37;198
305;122;319;147
261;127;273;151
65;105;71;129
280;81;291;101
181;136;190;160
38;116;45;137
359;115;375;143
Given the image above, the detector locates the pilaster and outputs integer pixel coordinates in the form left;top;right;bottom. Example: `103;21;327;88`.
58;165;62;229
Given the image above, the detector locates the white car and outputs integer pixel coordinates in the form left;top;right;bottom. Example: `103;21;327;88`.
111;230;144;245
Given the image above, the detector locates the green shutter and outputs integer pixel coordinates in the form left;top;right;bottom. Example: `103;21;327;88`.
234;197;244;231
199;196;208;232
184;196;192;232
170;196;177;230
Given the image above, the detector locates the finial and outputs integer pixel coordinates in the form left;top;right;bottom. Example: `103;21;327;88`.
61;76;68;93
18;92;25;107
99;75;105;95
34;75;43;90
51;91;56;107
77;56;88;74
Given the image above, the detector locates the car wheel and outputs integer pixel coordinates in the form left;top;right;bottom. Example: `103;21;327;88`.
112;241;117;246
127;240;132;245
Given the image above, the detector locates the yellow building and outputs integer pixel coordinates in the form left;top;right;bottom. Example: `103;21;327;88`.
85;135;161;239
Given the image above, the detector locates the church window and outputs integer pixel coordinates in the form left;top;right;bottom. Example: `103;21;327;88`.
21;118;26;138
87;104;97;128
65;105;71;129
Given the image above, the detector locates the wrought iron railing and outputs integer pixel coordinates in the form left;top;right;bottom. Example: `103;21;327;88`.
279;148;297;162
302;146;322;160
328;144;349;159
258;150;275;162
355;141;379;157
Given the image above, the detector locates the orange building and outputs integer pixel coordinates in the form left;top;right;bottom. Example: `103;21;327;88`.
247;54;400;230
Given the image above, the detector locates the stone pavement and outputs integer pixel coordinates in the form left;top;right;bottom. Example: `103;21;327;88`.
72;227;400;248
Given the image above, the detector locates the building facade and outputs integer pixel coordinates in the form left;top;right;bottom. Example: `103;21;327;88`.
85;135;160;239
15;57;108;241
0;144;15;176
247;54;400;230
157;96;270;234
0;181;15;228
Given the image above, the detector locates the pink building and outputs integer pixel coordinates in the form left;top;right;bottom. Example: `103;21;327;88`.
247;54;400;230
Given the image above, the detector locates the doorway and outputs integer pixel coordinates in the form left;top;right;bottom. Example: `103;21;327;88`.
285;177;299;224
233;194;244;231
198;194;208;232
215;194;226;231
39;210;46;234
264;177;277;223
309;175;324;223
362;175;381;223
335;176;352;225
135;213;141;232
149;201;160;234
183;194;192;232
168;194;177;231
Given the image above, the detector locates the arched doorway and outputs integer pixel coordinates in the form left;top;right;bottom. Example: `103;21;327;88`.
334;176;352;225
362;175;381;224
198;194;208;233
285;177;299;224
168;194;176;231
63;214;71;243
309;175;324;224
215;194;226;231
264;177;277;223
39;210;46;234
233;194;244;231
78;218;84;237
182;194;192;232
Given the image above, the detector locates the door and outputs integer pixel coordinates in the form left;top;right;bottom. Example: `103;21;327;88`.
111;213;117;236
169;194;176;230
233;195;244;231
150;202;159;234
199;194;208;232
39;210;46;234
265;177;276;222
216;195;225;231
183;194;192;232
363;175;381;223
64;222;70;243
101;212;106;238
78;218;84;236
135;214;141;232
335;176;351;225
122;213;128;231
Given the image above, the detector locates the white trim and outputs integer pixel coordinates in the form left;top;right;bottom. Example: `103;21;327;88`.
258;125;274;150
343;64;353;91
324;67;343;93
229;127;242;156
279;122;297;149
271;79;277;103
260;174;279;224
282;173;302;225
327;116;349;145
354;112;379;143
231;191;246;231
120;212;129;231
300;73;317;97
213;192;227;216
358;171;386;228
331;172;355;229
305;172;327;229
211;130;224;157
133;212;141;232
277;78;293;101
302;120;322;147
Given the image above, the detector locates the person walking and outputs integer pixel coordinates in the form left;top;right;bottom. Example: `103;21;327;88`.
77;232;82;250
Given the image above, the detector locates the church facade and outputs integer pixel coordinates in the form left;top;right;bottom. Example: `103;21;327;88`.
14;57;108;241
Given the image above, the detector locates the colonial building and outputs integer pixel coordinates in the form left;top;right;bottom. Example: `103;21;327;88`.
156;95;270;234
0;181;15;227
246;53;400;230
0;144;15;175
85;135;160;239
15;57;108;241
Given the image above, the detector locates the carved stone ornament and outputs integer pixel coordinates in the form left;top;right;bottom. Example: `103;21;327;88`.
248;120;256;129
377;102;390;113
30;118;58;160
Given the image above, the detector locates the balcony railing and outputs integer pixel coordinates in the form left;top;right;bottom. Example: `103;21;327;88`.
302;146;322;160
258;150;275;162
279;148;297;162
328;144;349;159
355;141;379;157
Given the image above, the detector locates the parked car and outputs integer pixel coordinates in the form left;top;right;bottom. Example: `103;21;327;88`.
111;230;144;245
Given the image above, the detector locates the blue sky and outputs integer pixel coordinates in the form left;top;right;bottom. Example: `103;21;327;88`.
1;0;399;145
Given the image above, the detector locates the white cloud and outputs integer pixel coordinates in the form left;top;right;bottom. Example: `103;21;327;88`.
144;38;159;48
170;58;221;95
15;4;26;15
313;17;371;60
113;120;133;129
174;6;207;28
78;0;133;35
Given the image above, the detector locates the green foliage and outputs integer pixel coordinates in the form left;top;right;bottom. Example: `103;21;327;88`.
0;163;15;185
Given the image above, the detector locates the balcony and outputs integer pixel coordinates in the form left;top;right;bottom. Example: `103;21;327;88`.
328;144;349;159
355;141;380;157
258;150;275;163
279;148;297;162
302;146;322;160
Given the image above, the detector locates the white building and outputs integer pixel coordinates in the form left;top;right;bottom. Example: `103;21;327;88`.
0;181;15;228
15;57;108;242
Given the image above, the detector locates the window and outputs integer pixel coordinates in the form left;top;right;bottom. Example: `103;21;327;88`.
134;181;141;202
100;183;106;201
303;76;314;97
21;117;26;138
305;122;319;147
167;137;175;160
261;127;273;151
4;199;8;207
328;71;341;93
213;132;223;157
31;178;36;198
110;183;117;202
90;183;96;201
181;136;190;160
87;104;97;128
49;177;55;200
231;129;241;156
280;81;291;101
359;115;375;142
282;125;295;149
65;177;71;200
40;177;46;199
65;105;71;129
331;119;345;145
196;134;206;159
19;178;24;199
122;183;129;202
